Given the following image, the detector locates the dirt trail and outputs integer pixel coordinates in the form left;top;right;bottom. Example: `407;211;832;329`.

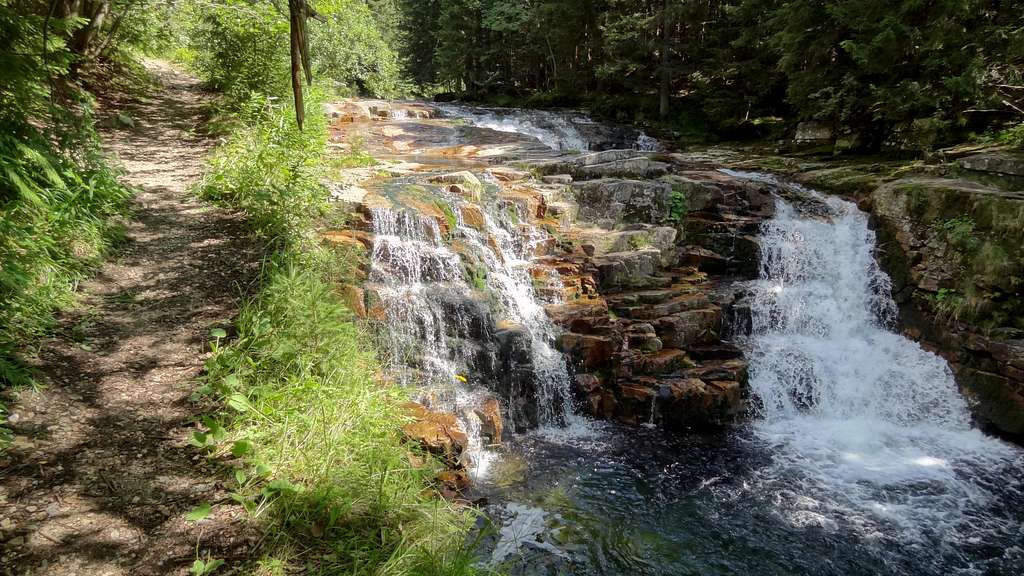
0;60;260;575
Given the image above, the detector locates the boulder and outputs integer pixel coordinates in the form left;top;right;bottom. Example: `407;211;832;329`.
794;121;833;144
593;249;662;290
429;171;484;201
327;101;375;123
571;179;674;227
556;333;619;372
634;348;693;375
654;308;722;347
474;398;505;444
401;402;468;465
458;203;487;231
660;378;743;430
959;153;1024;177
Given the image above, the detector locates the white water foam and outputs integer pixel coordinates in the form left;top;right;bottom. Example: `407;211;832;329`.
734;171;1024;565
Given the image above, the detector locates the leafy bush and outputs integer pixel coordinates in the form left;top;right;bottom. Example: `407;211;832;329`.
183;0;291;105
1;4;133;385
197;92;329;242
311;0;405;98
176;0;405;105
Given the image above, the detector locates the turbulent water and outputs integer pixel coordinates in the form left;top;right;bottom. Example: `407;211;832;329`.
436;103;660;152
368;179;582;471
737;174;1024;570
473;169;1024;575
363;107;1024;574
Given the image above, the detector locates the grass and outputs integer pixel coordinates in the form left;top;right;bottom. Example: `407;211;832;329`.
194;91;484;575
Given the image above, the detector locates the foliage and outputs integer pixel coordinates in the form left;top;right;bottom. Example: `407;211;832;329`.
174;0;405;107
197;92;329;242
1;1;133;385
329;136;378;170
311;0;404;97
398;0;1024;146
181;0;292;105
940;215;981;255
669;184;687;224
995;123;1024;149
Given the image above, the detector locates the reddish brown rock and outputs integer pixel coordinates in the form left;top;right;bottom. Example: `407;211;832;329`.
557;333;619;371
401;402;468;465
341;285;367;318
634;348;693;375
474;398;504;444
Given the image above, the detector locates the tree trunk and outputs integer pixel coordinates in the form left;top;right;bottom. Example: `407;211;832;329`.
70;0;110;57
659;1;671;118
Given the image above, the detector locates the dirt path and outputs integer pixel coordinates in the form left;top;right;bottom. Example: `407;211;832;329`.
0;60;261;575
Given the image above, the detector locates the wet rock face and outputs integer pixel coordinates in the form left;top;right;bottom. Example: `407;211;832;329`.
808;174;1024;440
401;402;469;466
329;102;783;435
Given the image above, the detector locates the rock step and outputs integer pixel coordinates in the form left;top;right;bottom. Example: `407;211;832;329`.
613;293;713;320
687;357;749;383
666;267;708;284
631;348;694;375
606;288;678;306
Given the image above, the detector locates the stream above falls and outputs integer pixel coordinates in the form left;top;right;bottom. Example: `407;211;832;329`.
326;102;1024;575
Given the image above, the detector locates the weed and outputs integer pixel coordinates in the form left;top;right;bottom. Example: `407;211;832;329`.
196;91;329;243
331;135;378;170
994;122;1024;149
669;185;688;224
939;215;981;254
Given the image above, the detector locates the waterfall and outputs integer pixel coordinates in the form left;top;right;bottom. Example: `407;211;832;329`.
436;103;658;152
738;172;1023;551
368;183;581;461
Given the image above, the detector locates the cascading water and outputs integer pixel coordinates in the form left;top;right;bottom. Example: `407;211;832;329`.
738;173;1024;567
436;103;660;152
368;180;582;473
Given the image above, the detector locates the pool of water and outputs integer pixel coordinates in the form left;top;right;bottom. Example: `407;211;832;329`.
475;424;1024;576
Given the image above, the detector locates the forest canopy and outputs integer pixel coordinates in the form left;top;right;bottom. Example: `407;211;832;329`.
398;0;1024;144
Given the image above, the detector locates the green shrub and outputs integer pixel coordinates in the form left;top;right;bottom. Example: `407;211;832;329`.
197;92;329;242
669;185;688;224
185;0;291;105
995;123;1024;149
1;5;133;385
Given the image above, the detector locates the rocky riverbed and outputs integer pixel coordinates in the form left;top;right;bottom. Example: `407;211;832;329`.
316;99;1024;575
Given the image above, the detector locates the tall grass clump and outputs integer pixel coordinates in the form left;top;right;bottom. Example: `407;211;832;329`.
202;249;480;575
197;91;329;242
194;90;481;574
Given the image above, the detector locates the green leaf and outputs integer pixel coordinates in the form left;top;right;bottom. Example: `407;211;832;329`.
201;416;226;442
189;431;208;447
189;559;206;576
205;558;225;573
185;503;212;522
231;440;252;457
234;468;247;484
210;328;228;339
226;393;249;412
